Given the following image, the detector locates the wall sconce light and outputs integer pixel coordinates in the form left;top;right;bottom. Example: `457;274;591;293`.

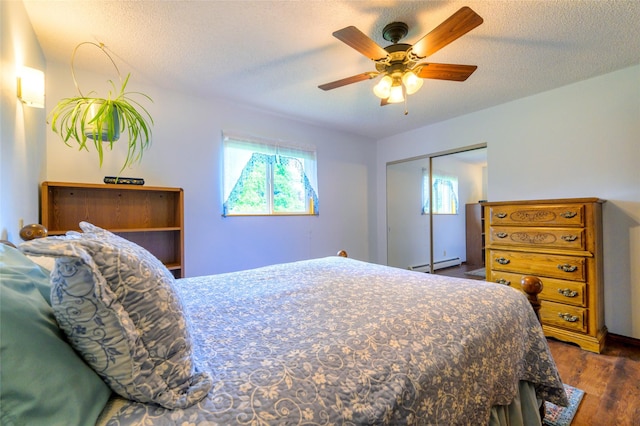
17;66;45;108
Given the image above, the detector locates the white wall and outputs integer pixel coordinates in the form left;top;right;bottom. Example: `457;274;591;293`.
0;0;47;243
43;60;376;276
376;65;640;339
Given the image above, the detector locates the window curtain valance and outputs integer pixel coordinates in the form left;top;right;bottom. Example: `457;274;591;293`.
422;169;459;215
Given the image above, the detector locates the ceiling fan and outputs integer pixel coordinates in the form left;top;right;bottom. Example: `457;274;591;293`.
318;7;483;109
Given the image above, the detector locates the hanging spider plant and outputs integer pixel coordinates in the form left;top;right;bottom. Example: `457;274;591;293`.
49;42;153;173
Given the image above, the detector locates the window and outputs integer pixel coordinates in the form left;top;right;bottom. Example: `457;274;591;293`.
422;169;459;215
222;133;319;216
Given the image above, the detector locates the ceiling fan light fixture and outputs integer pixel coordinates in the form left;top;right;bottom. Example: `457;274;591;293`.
373;75;393;99
387;84;405;103
321;7;483;109
402;70;423;95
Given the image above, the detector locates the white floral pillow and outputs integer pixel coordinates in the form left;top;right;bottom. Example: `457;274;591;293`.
19;222;212;409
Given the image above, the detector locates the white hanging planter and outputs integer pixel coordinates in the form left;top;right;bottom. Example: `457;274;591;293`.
84;100;121;142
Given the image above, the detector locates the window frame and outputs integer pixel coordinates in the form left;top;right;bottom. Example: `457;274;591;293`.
222;133;319;217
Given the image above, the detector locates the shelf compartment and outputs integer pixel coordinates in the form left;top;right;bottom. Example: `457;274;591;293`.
41;182;184;278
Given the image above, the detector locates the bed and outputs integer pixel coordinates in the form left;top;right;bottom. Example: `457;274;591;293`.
2;222;567;425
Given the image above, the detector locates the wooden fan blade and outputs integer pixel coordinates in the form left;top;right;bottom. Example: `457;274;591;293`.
318;72;378;91
333;26;389;61
415;63;478;81
411;7;483;59
380;97;389;106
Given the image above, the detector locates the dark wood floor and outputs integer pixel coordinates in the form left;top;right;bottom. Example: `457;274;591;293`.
437;264;640;425
434;262;486;280
547;336;640;425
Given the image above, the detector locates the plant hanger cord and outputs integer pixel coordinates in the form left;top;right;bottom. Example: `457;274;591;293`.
71;42;122;97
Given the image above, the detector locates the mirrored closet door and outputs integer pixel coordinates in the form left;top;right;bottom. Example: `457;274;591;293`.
387;156;431;271
387;145;487;273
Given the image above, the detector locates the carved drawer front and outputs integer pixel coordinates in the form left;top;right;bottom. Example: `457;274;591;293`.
488;204;585;227
488;270;586;307
488;249;586;281
541;301;587;333
488;226;585;250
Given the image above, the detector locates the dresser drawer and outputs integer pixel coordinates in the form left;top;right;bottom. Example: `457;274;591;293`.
488;270;586;307
488;226;585;250
540;301;587;333
487;204;585;227
488;249;586;281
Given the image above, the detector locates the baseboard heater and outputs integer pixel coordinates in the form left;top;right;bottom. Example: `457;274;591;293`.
408;257;461;273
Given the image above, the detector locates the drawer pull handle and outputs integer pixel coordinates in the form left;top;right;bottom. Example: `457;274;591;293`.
560;211;577;219
496;257;510;265
495;278;511;286
557;264;578;272
496;232;508;238
561;235;578;242
558;313;579;322
558;288;578;298
496;212;507;218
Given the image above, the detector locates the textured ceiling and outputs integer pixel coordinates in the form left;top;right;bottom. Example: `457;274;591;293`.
23;0;640;140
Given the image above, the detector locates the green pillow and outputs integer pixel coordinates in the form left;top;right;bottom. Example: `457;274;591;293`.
0;244;112;426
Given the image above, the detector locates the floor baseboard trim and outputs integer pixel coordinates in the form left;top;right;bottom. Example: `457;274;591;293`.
607;333;640;347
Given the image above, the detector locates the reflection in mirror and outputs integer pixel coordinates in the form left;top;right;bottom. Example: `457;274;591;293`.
431;148;487;275
386;147;486;274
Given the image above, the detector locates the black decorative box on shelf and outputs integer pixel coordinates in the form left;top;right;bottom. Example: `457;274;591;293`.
103;176;145;185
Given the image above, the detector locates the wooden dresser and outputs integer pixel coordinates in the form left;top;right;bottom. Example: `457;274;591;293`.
483;198;606;353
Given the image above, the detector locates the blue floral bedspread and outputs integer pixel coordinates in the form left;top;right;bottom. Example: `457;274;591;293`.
103;256;567;425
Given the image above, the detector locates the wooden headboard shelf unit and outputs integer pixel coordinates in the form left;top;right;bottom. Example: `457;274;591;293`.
40;181;185;278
